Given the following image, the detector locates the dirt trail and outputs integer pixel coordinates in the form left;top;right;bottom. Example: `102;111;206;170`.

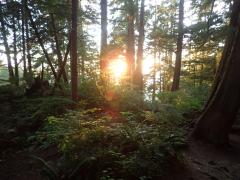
184;134;240;180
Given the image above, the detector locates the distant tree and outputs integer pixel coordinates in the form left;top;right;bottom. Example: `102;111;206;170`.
171;0;184;91
182;0;228;87
100;0;108;74
126;0;135;83
0;2;14;83
21;0;27;79
71;0;78;102
134;0;145;90
193;0;240;145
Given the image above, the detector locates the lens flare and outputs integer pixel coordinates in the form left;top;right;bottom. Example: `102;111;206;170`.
108;58;127;84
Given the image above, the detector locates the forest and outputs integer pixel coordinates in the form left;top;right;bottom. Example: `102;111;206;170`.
0;0;240;179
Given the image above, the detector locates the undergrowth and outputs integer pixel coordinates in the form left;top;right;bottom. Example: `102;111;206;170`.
35;107;186;179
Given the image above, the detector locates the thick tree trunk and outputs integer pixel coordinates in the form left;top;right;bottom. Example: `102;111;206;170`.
0;3;14;82
126;0;135;84
134;0;145;90
171;0;184;91
193;0;240;145
100;0;108;74
71;0;78;102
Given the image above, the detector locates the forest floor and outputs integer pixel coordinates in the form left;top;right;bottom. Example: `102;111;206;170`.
1;98;240;180
0;135;240;180
1;131;240;179
184;135;240;180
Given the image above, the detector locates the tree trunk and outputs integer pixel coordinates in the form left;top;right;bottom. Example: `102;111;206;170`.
134;0;145;90
126;0;135;84
100;0;108;74
21;0;27;79
171;0;184;91
0;3;14;82
71;0;78;102
193;0;240;145
25;0;32;79
13;17;19;86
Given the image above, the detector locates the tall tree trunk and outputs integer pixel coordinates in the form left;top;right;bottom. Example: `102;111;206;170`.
26;12;32;78
25;0;32;79
71;0;78;102
193;0;240;145
126;0;135;84
134;0;145;90
171;0;184;91
13;17;19;85
100;0;108;74
0;3;14;82
21;0;27;79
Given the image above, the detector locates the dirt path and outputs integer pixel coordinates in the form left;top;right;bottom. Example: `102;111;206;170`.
184;134;240;180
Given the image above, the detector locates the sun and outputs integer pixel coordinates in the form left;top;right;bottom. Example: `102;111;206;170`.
108;56;127;84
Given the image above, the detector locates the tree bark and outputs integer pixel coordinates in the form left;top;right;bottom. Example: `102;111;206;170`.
71;0;78;102
100;0;108;74
193;0;240;145
134;0;145;90
171;0;184;91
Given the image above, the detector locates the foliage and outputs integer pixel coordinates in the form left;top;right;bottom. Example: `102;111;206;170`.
111;87;144;111
157;85;209;113
36;107;186;179
78;79;105;108
0;94;73;138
